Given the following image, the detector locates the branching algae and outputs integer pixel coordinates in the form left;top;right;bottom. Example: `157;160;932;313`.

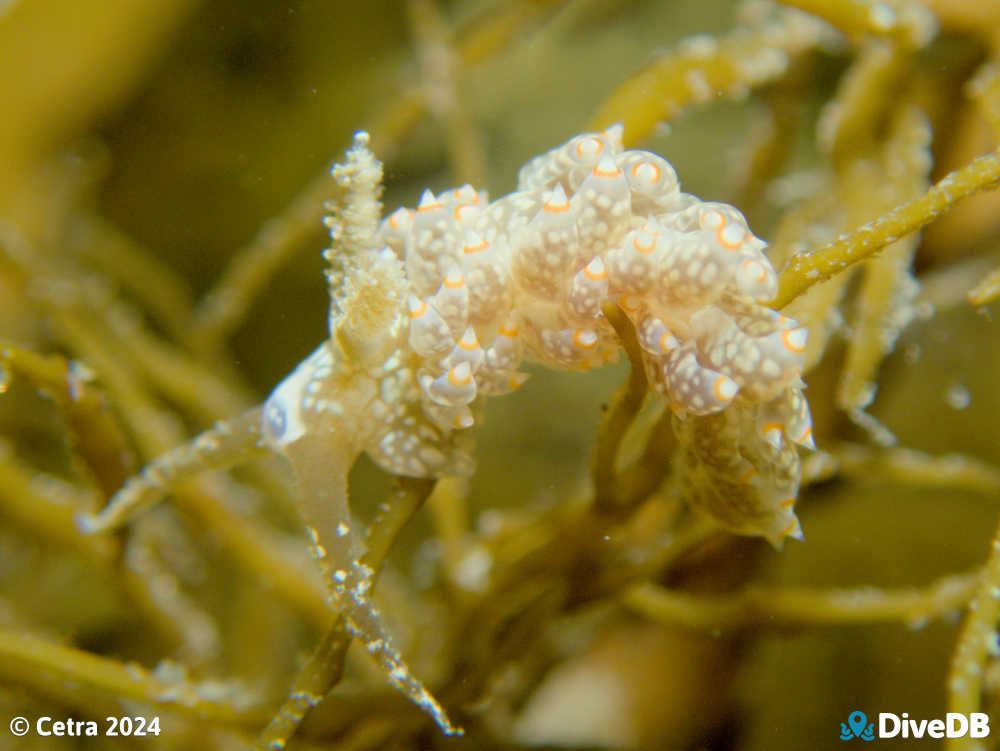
80;127;812;732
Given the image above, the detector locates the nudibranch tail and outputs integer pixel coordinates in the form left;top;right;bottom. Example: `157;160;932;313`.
672;396;804;549
276;433;461;736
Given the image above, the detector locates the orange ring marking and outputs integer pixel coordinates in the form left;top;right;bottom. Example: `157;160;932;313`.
454;185;478;203
633;232;656;254
619;294;641;312
442;272;465;289
573;329;598;349
780;329;807;354
713;376;737;402
583;261;607;281
761;421;783;438
576;137;603;158
700;209;724;231
447;366;472;387
632;161;661;184
593;163;623;179
742;259;767;283
389;209;412;229
463;238;489;254
717;224;744;250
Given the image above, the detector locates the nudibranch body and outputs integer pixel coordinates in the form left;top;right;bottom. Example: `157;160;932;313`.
264;127;813;540
83;129;813;737
256;131;813;729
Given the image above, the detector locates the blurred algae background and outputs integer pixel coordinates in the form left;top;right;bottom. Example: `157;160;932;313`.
1;0;1000;749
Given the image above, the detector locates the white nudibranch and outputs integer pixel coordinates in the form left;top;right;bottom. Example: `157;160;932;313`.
78;127;815;737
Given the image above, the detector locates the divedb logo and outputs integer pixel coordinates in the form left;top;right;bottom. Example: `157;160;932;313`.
840;710;990;741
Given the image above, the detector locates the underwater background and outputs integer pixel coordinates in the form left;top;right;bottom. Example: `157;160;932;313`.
1;0;999;749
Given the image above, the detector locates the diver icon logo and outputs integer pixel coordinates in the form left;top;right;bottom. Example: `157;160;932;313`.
840;711;875;741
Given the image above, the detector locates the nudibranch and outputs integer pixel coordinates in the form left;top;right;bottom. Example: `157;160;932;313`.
79;128;813;735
